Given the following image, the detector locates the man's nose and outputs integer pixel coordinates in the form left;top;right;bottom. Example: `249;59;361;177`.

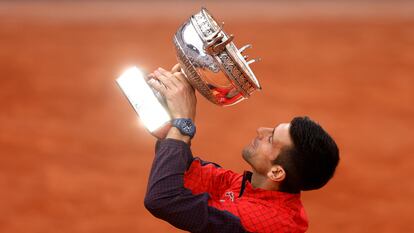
256;127;267;138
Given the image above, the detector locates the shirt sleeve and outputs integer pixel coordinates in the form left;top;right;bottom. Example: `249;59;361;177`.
144;139;249;233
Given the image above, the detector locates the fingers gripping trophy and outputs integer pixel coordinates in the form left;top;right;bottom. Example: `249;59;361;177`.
117;8;261;139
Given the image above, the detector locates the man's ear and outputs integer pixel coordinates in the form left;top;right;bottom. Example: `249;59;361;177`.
267;165;286;182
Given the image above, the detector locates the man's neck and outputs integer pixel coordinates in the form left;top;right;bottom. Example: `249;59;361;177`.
250;172;280;191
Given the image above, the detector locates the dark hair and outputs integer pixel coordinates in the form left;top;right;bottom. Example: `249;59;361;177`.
273;116;339;193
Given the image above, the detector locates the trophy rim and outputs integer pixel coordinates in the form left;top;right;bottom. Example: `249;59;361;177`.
173;7;262;106
197;8;262;92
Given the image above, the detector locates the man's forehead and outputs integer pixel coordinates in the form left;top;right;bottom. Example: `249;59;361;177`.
275;123;290;132
273;123;292;145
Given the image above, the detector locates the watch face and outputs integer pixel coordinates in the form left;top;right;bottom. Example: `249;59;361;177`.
174;119;195;138
183;121;192;133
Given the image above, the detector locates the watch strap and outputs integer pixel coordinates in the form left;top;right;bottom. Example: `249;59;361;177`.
171;118;196;139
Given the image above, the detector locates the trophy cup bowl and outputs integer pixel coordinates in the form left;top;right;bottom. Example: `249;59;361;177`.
174;8;261;106
117;8;261;139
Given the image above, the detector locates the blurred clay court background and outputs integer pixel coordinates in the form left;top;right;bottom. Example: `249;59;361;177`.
1;0;413;232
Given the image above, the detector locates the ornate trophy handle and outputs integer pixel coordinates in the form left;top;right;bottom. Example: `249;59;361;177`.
117;8;262;139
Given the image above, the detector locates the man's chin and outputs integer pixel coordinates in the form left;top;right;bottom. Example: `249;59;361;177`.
242;147;253;162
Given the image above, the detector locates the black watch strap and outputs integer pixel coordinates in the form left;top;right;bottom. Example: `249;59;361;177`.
171;118;196;139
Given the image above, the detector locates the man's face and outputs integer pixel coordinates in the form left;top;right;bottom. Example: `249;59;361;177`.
242;123;293;175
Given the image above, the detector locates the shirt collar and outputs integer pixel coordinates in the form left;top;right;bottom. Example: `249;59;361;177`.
239;171;301;202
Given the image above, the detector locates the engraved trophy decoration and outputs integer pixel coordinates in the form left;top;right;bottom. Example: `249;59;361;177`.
117;8;261;139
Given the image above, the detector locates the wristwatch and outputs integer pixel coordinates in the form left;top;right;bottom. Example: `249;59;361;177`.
171;118;196;139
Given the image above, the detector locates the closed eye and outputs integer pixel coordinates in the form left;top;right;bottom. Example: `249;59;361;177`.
269;127;275;144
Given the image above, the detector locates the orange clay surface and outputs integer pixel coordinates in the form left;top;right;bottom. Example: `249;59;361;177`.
0;2;413;233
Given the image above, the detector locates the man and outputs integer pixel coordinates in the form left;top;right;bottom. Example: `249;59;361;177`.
144;65;340;233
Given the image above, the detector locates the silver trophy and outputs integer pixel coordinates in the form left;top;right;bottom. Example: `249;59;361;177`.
117;8;261;138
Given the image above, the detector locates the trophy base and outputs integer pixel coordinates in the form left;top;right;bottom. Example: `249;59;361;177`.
116;67;172;138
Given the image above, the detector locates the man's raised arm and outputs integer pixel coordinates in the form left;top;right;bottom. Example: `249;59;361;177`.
144;67;248;233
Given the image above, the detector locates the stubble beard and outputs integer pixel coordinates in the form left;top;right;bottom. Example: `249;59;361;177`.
242;145;254;164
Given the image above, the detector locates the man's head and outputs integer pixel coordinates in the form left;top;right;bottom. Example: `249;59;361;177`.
242;116;339;193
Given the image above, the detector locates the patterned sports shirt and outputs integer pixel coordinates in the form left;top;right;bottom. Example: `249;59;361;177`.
144;139;308;233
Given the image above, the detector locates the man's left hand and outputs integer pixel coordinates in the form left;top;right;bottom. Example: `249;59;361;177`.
147;66;197;121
